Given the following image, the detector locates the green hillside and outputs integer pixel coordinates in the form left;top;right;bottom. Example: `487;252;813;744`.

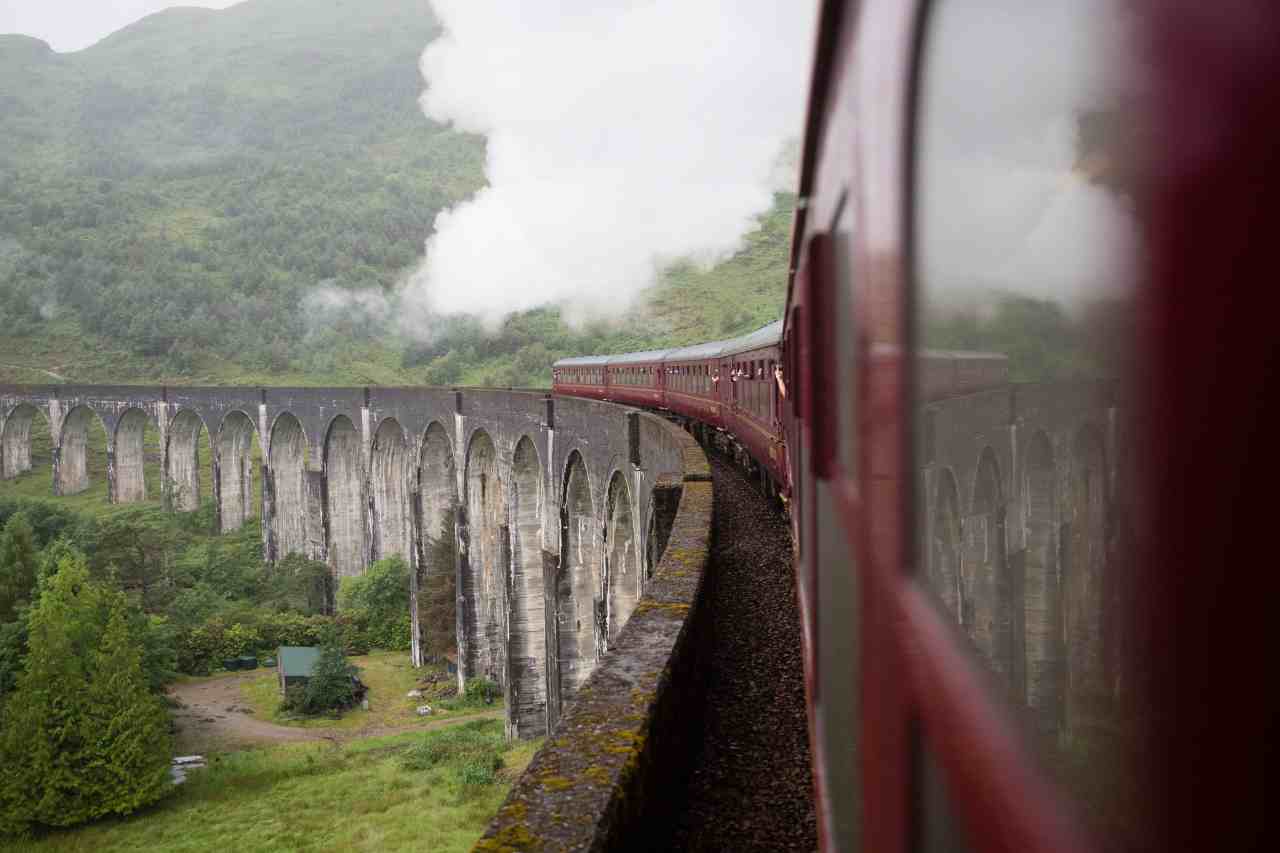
0;0;792;388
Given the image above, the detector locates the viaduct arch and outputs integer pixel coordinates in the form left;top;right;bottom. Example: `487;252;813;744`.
920;381;1124;744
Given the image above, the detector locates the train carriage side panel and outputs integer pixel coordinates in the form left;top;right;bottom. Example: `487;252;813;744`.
604;349;671;409
663;339;732;429
552;355;610;401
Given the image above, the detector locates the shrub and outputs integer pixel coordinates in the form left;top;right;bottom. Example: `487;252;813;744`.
337;556;411;651
279;683;308;714
465;678;501;705
455;758;500;787
175;611;341;675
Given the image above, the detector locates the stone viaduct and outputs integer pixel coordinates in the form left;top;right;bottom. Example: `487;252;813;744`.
918;379;1128;743
0;384;691;739
0;375;1125;839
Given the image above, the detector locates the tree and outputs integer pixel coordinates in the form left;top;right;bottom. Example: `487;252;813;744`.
0;513;39;622
337;556;410;649
419;510;458;660
92;508;182;610
82;601;173;811
0;617;28;703
264;553;333;615
291;630;361;716
0;556;172;837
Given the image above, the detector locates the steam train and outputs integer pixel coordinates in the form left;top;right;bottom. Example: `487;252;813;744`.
554;325;1007;499
555;0;1279;851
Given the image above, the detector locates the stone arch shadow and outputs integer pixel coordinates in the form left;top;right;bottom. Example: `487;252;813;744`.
604;467;640;645
462;428;507;686
557;448;602;698
266;411;310;562
215;410;262;534
965;445;1018;697
55;405;110;497
508;434;548;738
323;413;367;581
370;416;413;563
2;403;51;481
1023;429;1062;734
166;409;209;513
417;421;458;669
928;465;963;625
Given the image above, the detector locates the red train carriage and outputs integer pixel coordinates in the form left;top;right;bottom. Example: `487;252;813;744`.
661;339;731;430
602;349;669;409
716;321;786;486
550;355;609;401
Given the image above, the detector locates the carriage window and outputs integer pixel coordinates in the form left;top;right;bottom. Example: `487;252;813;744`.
913;0;1143;846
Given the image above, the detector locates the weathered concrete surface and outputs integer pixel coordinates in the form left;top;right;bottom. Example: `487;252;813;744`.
509;436;548;740
475;427;712;853
166;409;205;512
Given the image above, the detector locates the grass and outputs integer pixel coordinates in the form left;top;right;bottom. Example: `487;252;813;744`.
0;316;436;389
238;651;502;732
4;721;541;853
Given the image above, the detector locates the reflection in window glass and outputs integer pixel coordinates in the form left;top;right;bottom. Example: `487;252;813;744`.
914;0;1143;846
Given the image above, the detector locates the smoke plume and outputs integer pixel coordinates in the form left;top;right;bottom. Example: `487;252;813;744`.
916;0;1143;310
403;1;818;329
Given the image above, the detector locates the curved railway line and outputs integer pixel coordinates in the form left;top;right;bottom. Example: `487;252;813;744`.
660;454;816;852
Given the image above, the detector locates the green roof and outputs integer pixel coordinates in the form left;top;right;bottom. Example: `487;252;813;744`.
278;646;321;678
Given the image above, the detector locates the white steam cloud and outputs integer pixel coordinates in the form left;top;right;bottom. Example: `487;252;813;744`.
917;0;1142;309
404;1;818;328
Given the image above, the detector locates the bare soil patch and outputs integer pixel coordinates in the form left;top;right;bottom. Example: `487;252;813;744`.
168;672;500;754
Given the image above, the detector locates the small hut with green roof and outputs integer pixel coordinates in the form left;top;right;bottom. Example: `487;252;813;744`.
277;646;321;695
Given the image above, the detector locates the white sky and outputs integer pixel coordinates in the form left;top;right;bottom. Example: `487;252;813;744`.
0;1;243;53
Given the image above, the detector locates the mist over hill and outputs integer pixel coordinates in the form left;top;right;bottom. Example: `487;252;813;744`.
0;0;793;387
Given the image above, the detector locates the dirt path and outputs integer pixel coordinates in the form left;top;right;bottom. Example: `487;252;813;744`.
169;673;502;753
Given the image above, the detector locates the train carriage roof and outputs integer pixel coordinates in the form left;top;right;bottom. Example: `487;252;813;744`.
665;339;733;361
718;320;783;358
605;349;674;366
553;355;610;368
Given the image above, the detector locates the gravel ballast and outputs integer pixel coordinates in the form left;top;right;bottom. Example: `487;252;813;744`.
661;453;817;852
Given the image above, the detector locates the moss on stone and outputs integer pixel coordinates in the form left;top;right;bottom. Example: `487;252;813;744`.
473;821;540;853
584;765;612;786
472;416;714;853
537;774;574;791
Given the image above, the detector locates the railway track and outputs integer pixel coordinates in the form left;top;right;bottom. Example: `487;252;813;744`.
660;452;817;852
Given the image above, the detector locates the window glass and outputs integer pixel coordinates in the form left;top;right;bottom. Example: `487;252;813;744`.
914;0;1143;846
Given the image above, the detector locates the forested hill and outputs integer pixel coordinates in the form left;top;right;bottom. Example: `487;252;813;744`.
0;0;793;388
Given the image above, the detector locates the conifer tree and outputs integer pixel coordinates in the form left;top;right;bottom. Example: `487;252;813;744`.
0;556;172;838
0;513;39;621
83;601;172;814
300;629;360;715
